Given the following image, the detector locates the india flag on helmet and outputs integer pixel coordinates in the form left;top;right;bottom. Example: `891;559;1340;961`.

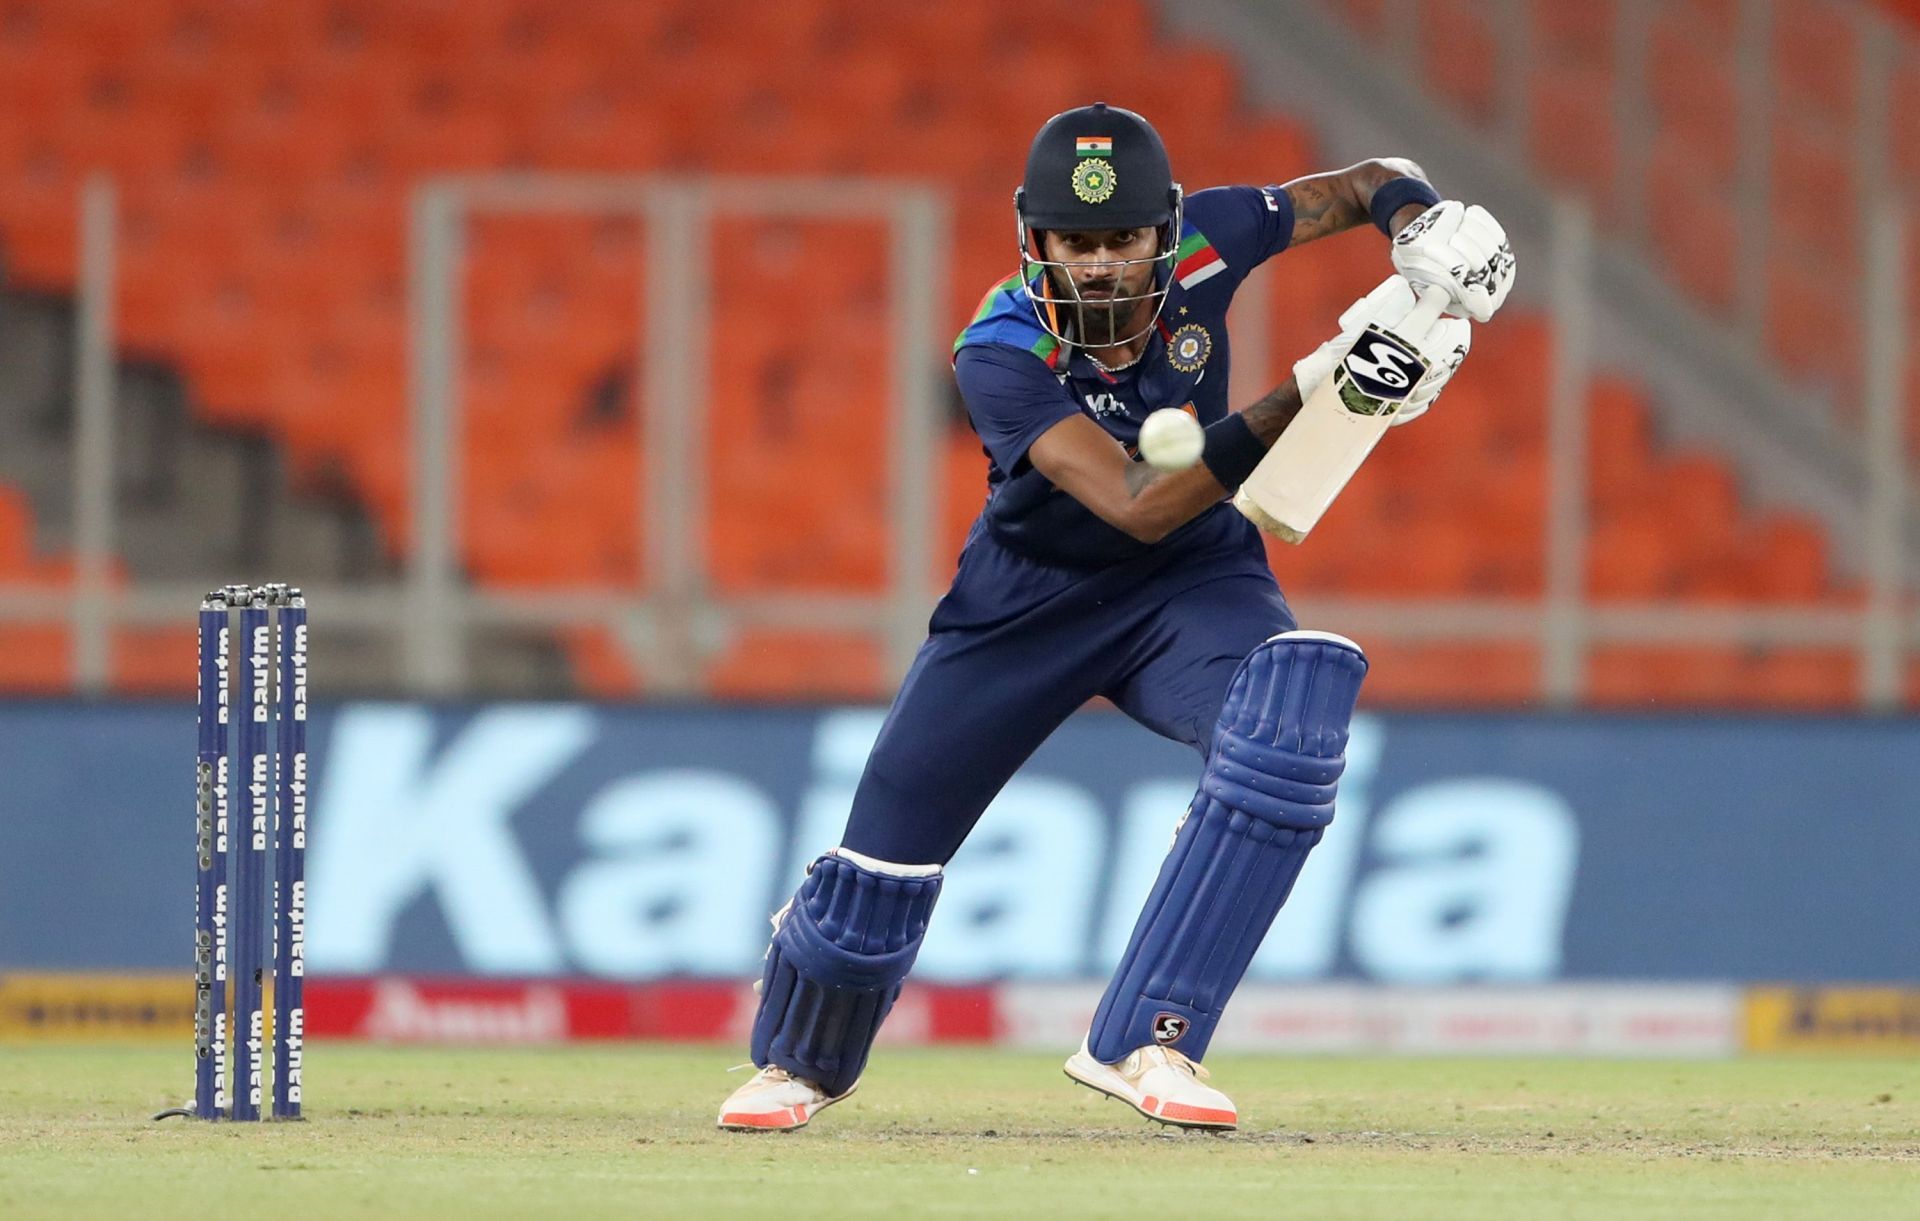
1075;136;1113;157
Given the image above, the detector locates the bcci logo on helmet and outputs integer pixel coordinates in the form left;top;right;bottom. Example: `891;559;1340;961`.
1071;158;1117;205
1152;1012;1190;1046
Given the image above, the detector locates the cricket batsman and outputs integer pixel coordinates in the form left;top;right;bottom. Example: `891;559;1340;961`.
719;103;1516;1132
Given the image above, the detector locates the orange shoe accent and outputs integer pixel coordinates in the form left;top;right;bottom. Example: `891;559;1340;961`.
1150;1097;1237;1126
718;1106;806;1130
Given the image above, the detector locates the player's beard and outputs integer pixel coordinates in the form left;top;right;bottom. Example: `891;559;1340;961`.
1055;269;1153;348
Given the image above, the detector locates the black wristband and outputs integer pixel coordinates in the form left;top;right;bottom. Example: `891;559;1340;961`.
1370;177;1441;235
1200;412;1266;492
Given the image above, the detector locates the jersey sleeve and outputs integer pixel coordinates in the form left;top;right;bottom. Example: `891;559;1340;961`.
1185;185;1294;276
953;343;1081;475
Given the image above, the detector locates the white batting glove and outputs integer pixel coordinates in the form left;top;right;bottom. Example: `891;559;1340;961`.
1293;275;1471;426
1389;201;1516;324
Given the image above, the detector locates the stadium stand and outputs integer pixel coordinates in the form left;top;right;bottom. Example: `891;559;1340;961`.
1329;0;1920;421
0;0;1871;705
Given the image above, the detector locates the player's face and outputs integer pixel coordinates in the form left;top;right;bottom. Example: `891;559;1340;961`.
1041;228;1161;344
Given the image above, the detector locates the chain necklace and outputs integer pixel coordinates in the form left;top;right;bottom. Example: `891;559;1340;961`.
1086;346;1144;373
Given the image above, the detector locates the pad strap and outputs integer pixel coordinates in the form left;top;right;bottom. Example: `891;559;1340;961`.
751;853;942;1096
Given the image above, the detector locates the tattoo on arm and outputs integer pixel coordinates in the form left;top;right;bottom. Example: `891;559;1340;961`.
1121;378;1304;499
1283;158;1434;248
1121;376;1305;499
1285;174;1366;246
1109;377;1307;515
1240;378;1304;445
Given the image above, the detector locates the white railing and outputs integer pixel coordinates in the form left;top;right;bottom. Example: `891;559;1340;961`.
7;157;1913;704
1541;199;1593;703
404;174;950;695
68;173;117;692
1861;194;1911;704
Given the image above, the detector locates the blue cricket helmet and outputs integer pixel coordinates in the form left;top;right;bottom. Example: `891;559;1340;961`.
1014;103;1184;348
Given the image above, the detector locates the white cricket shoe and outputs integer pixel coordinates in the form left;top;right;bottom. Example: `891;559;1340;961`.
716;1065;856;1132
1063;1038;1238;1131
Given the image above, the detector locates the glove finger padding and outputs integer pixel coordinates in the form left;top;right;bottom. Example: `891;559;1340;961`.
1399;199;1464;246
1391;201;1516;323
1299;275;1415;396
1460;207;1508;257
1336;274;1416;332
1386;201;1464;293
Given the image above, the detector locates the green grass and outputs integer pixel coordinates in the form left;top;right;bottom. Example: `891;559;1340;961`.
0;1044;1914;1219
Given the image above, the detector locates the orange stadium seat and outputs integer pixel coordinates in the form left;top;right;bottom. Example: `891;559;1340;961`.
1908;352;1920;461
706;630;884;700
1586;644;1858;708
1765;239;1858;403
1879;0;1920;27
0;180;80;287
1893;54;1920;194
1769;115;1855;262
560;624;641;699
0;625;72;692
1747;516;1831;601
1587;378;1653;497
1529;67;1617;203
1771;0;1859;127
0;0;1878;702
1645;136;1739;313
1319;0;1388;43
112;626;198;694
838;0;1010;58
0;487;37;577
1646;25;1739;185
1530;0;1618;73
1357;642;1538;707
1420;0;1500;126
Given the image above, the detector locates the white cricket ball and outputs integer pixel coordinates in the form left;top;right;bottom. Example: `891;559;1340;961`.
1138;408;1204;472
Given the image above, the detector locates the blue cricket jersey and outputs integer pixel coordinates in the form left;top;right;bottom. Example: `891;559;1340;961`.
939;185;1297;631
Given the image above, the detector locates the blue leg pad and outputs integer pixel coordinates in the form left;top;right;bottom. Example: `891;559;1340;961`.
751;853;942;1097
1088;631;1367;1063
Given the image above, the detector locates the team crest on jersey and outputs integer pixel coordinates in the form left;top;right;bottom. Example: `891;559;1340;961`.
1071;158;1117;204
1167;322;1212;373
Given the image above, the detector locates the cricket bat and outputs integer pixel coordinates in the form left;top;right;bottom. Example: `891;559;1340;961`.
1233;289;1449;544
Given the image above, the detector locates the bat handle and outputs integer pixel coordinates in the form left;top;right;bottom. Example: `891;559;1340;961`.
1403;287;1450;338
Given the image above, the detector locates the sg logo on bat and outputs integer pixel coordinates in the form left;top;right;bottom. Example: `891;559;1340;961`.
1337;326;1431;416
